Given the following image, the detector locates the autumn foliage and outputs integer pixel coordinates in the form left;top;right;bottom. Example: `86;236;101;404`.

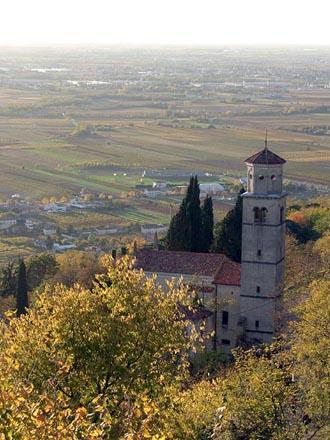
0;201;329;438
0;256;198;438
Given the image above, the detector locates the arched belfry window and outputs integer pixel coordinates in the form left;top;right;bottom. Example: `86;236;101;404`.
261;207;268;222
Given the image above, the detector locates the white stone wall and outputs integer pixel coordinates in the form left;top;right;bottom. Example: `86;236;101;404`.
247;163;283;195
215;284;242;353
240;296;276;344
241;162;286;345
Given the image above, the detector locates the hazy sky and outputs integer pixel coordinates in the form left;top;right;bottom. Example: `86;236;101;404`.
0;0;329;46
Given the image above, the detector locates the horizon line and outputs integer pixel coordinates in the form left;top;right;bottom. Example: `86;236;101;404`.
0;42;329;49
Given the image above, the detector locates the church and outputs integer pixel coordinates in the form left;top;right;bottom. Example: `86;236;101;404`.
136;143;287;352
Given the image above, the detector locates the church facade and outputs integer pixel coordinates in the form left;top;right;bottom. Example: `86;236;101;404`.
136;145;287;352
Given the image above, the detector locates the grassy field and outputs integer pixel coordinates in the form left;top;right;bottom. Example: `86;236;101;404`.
0;122;329;200
0;46;329;201
0;46;328;261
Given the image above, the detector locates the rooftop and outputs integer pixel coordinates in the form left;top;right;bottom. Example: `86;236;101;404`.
135;249;240;285
213;259;241;286
141;223;166;230
245;147;286;165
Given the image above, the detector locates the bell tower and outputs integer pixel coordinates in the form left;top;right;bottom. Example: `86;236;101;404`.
240;137;287;344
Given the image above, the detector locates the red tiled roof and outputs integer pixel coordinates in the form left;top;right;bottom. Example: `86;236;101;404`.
213;260;241;286
135;249;241;286
245;148;286;165
135;249;225;277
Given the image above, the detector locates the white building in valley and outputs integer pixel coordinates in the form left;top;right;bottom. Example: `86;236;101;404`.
199;182;225;195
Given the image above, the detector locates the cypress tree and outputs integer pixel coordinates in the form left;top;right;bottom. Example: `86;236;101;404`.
186;176;202;252
185;175;195;205
166;200;191;251
166;175;213;252
200;195;214;252
166;176;201;251
212;187;244;262
16;259;29;317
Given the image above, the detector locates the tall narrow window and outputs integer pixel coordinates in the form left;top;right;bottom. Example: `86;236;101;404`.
261;207;268;222
253;207;261;222
256;286;260;293
248;175;252;192
280;207;284;223
222;311;229;328
255;320;259;329
257;249;262;257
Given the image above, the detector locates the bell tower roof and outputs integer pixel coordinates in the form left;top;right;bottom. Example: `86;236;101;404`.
245;148;286;165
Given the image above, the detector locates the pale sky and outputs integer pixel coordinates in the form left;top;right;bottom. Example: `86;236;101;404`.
0;0;329;46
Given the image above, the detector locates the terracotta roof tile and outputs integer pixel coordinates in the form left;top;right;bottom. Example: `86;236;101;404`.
135;249;225;277
135;249;241;286
245;148;286;165
213;260;241;286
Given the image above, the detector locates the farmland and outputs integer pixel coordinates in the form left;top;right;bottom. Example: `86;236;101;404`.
0;46;329;198
0;46;329;258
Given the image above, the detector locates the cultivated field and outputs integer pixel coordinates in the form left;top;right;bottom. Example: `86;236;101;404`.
0;45;328;248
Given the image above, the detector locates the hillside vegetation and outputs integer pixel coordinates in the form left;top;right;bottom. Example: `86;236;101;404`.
0;196;329;438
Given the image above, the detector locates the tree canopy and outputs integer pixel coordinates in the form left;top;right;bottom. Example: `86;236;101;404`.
200;195;214;253
0;253;58;299
0;197;329;439
0;256;198;438
170;279;330;439
212;187;244;262
166;176;214;253
16;259;28;317
166;199;191;251
27;253;58;291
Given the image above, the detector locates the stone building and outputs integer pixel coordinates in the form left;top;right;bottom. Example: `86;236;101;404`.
240;145;286;344
136;144;287;352
135;249;240;354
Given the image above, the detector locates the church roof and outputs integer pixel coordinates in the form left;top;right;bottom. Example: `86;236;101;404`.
245;147;286;165
135;249;241;285
213;259;241;286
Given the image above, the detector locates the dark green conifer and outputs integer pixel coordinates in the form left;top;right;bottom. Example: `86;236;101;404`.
166;175;215;252
186;176;202;252
16;259;29;317
166;200;191;251
185;175;195;204
166;176;198;252
200;195;214;252
212;187;244;262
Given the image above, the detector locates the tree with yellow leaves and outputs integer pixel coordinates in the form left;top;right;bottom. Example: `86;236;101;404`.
0;256;198;438
313;232;330;267
53;250;102;289
211;279;330;440
291;279;330;439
